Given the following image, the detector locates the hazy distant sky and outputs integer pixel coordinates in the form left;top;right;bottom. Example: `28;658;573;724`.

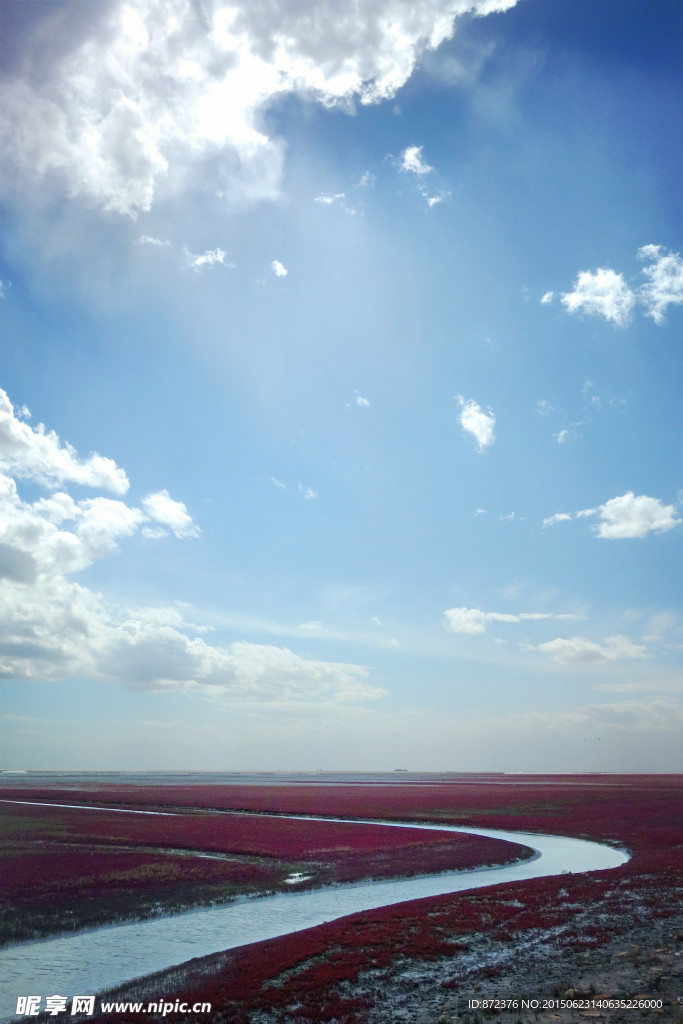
1;0;681;771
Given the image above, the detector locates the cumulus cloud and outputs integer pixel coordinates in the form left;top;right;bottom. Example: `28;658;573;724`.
400;145;433;176
456;396;495;452
637;244;683;324
523;634;648;664
550;245;683;328
540;291;554;304
561;268;636;327
544;492;680;539
0;389;129;494
444;606;577;635
0;0;517;215
590;492;679;539
0;388;377;703
298;483;318;500
142;490;200;538
271;260;288;277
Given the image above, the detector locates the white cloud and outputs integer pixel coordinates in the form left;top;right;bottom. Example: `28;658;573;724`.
0;0;517;215
271;477;286;489
314;192;346;205
444;606;576;635
540;291;554;304
354;390;370;407
0;388;378;703
142;490;199;539
298;483;318;500
536;400;554;415
400;145;433;175
299;621;323;631
357;171;375;189
138;234;170;246
0;389;129;494
589;492;680;539
543;492;679;539
542;512;572;527
637;244;683;324
551;245;683;330
183;246;230;271
271;260;288;277
456;395;495;452
561;267;636;327
553;423;582;445
524;634;648;664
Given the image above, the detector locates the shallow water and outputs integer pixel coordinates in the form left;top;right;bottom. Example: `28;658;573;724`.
0;814;628;1021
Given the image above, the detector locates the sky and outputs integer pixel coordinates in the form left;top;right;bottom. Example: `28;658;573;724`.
0;0;681;772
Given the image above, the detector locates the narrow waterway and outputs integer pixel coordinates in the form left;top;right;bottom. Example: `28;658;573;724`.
0;811;628;1021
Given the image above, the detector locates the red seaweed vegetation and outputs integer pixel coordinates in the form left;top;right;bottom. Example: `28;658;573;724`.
69;774;682;1024
0;795;527;945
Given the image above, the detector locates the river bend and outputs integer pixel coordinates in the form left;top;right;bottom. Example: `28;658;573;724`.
0;812;628;1020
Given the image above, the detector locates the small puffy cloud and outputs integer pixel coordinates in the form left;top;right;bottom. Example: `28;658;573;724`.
400;145;433;175
0;389;129;494
536;400;554;415
271;477;286;489
183;247;230;271
589;492;679;539
353;390;370;407
299;621;323;631
474;508;486;517
444;606;575;635
298;484;318;500
524;634;648;664
543;492;679;539
357;171;375;189
444;607;490;634
456;396;495;452
637;245;683;324
540;291;554;304
561;268;636;327
271;260;288;277
142;490;200;539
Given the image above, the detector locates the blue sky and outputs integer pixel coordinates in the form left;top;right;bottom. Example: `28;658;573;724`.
0;0;681;771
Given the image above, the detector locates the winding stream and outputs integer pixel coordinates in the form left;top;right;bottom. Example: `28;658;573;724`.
0;809;628;1020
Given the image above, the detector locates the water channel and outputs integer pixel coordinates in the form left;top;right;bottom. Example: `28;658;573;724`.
0;809;629;1020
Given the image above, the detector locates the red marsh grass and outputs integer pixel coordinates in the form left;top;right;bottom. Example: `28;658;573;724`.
0;796;529;945
58;774;681;1024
